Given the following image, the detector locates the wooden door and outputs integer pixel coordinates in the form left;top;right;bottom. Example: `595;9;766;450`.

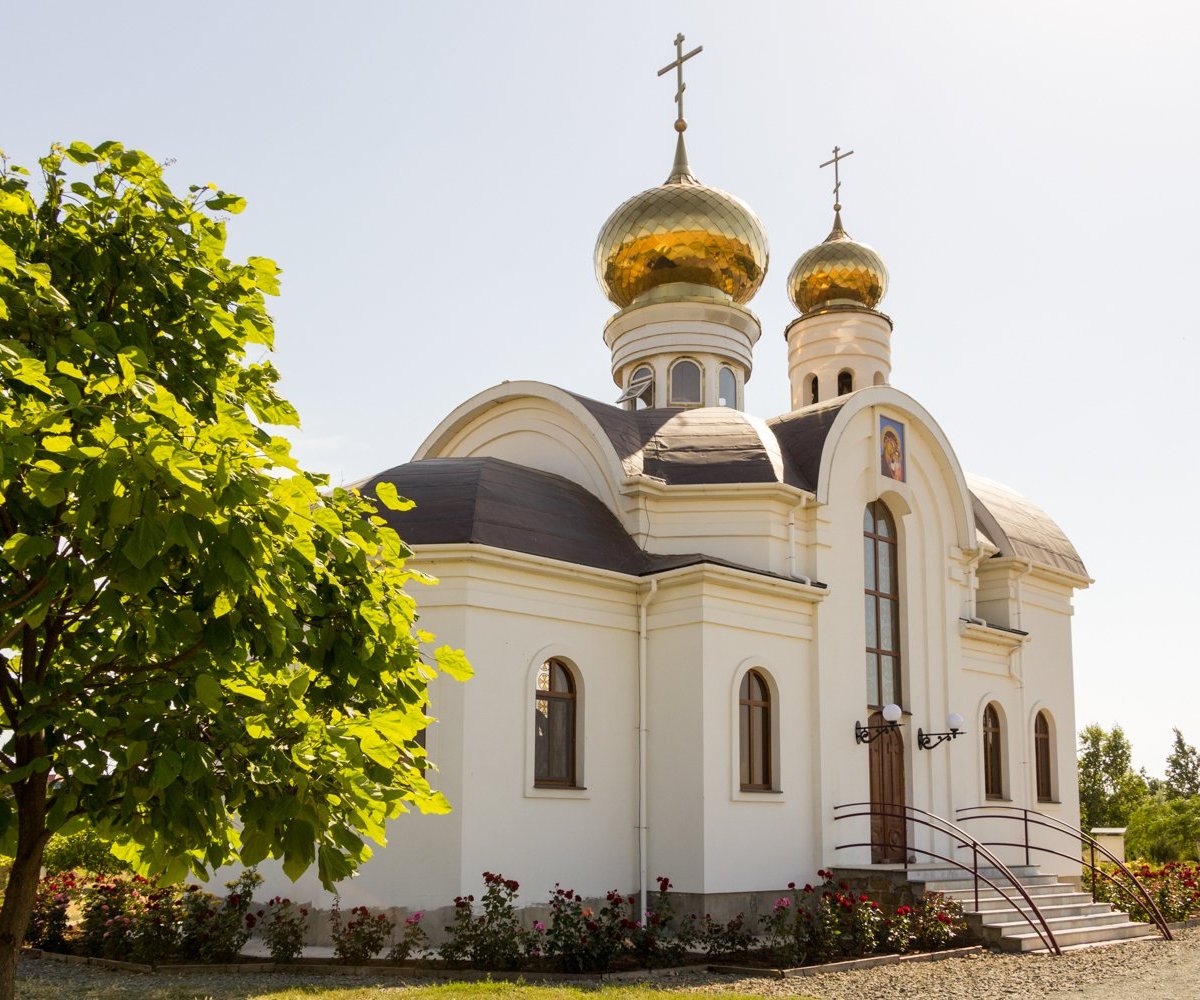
868;711;907;863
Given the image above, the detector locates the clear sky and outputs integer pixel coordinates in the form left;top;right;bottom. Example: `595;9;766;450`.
7;1;1199;776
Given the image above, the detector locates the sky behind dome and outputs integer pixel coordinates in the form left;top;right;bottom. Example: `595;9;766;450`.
7;1;1199;777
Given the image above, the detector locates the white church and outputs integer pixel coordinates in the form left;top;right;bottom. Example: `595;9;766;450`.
270;41;1090;924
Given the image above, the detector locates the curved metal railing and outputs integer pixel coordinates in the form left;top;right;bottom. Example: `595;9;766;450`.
956;805;1172;941
834;802;1062;954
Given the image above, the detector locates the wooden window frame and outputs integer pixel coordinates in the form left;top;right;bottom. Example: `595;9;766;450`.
1034;711;1053;802
534;659;577;788
739;669;772;791
863;501;902;711
983;703;1004;800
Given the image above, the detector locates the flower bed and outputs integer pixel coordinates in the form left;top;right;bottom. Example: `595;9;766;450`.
24;867;973;972
1085;860;1200;923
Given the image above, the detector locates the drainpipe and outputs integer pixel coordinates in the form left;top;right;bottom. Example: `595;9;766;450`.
1013;560;1033;803
637;578;659;919
787;499;812;585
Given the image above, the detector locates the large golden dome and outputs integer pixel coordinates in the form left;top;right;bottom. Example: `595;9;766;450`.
787;211;888;315
595;136;769;309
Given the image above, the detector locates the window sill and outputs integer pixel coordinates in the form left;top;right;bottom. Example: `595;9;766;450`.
732;788;784;802
526;785;590;800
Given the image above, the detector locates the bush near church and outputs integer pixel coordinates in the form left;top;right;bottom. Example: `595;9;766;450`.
24;866;971;970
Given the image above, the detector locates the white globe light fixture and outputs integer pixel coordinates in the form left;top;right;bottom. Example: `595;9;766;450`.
919;710;967;750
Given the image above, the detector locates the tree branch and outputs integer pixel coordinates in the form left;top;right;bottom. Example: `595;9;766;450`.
0;576;49;615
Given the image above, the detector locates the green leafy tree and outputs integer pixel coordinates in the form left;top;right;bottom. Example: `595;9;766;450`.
1125;796;1200;862
1164;728;1200;799
1077;724;1148;831
0;142;470;997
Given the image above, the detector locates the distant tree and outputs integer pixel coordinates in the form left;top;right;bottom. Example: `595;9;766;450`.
1077;724;1149;830
0;142;470;1000
1125;796;1200;863
1164;728;1200;799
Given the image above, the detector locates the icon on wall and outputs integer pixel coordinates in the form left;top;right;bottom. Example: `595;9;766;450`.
880;416;905;482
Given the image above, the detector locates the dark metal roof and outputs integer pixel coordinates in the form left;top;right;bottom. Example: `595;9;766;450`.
569;394;783;485
364;458;648;574
967;475;1088;578
364;457;820;585
766;401;847;491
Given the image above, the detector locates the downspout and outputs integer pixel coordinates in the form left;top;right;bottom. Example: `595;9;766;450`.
787;499;812;585
1013;560;1033;800
637;577;659;919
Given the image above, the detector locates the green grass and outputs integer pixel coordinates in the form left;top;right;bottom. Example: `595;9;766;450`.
14;970;802;1000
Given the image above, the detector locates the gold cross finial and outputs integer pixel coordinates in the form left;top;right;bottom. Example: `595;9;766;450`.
657;33;703;133
819;145;855;211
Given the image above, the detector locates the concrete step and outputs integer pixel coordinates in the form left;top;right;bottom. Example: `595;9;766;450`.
936;880;1083;903
966;890;1095;912
986;910;1131;935
905;864;1044;885
974;901;1116;924
998;920;1158;952
909;863;1160;955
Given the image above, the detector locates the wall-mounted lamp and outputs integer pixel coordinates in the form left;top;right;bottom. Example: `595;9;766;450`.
854;703;902;744
918;712;966;750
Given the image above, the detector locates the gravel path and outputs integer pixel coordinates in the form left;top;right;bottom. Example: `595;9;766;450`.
674;927;1199;1000
14;928;1199;1000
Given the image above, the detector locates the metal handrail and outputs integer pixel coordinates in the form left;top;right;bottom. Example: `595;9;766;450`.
834;801;1062;954
956;805;1173;941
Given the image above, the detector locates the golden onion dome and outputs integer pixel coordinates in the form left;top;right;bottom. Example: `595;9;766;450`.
595;135;769;309
787;210;888;315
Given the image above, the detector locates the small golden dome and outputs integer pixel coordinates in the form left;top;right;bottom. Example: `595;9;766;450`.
595;136;769;309
787;211;888;315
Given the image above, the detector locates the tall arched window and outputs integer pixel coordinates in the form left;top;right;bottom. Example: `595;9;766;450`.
838;370;854;395
809;374;819;405
718;366;737;408
669;359;702;406
535;659;576;787
983;703;1004;799
739;669;772;790
863;501;901;708
1035;711;1053;802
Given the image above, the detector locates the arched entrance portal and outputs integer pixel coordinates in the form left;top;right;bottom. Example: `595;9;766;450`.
868;711;907;863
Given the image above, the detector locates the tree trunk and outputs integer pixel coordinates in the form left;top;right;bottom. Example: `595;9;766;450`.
0;761;50;1000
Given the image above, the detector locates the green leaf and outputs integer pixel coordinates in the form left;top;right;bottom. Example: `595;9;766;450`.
195;674;222;711
435;645;473;682
207;193;247;214
150;751;182;790
374;481;415;512
65;141;99;163
124;516;166;569
212;592;234;618
226;679;266;702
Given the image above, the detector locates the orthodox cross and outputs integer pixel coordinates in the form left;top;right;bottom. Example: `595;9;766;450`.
819;145;855;210
657;33;703;131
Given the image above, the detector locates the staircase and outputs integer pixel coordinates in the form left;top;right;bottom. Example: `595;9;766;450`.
908;865;1159;952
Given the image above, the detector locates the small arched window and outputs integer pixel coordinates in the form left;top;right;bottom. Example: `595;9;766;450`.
535;659;577;787
739;669;772;791
669;359;702;406
617;365;655;410
837;370;854;395
1035;711;1053;802
809;374;819;406
983;703;1004;799
718;366;737;408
